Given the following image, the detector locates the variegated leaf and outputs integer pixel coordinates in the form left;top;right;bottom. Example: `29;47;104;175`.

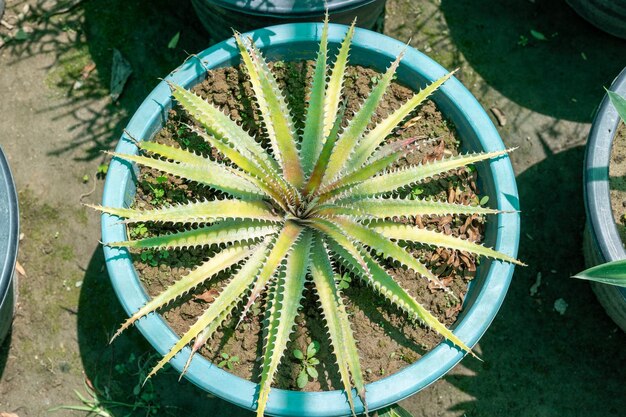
236;35;304;187
87;199;280;224
332;216;447;290
370;221;524;265
344;149;511;198
111;243;255;341
107;219;278;250
240;220;303;319
321;50;404;186
106;151;263;199
327;239;475;357
256;230;311;417
300;14;329;175
169;81;280;173
309;234;365;413
346;71;455;171
316;197;502;219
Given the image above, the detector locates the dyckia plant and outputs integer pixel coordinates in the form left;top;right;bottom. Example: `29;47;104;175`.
91;18;521;417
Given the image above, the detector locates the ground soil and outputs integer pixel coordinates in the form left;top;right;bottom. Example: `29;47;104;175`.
1;1;626;416
609;123;626;244
131;62;486;391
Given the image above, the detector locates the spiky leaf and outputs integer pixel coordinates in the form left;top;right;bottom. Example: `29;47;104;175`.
370;221;524;266
235;34;304;187
315;197;502;219
111;243;254;341
346;71;455;171
310;235;365;412
106;151;263;199
256;230;312;417
327;240;474;356
108;220;278;250
322;51;404;185
300;15;329;175
342;149;511;198
88;199;280;224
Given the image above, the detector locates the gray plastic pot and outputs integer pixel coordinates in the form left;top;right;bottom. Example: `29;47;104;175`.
191;0;386;42
0;145;18;344
583;67;626;332
567;0;626;39
101;23;520;417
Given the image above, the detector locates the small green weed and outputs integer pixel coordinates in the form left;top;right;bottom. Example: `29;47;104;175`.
140;249;170;267
409;186;424;199
217;352;240;370
337;273;351;290
97;163;109;179
130;223;149;238
517;35;529;47
294;341;320;388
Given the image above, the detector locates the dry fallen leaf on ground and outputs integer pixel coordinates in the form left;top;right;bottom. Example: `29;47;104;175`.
1;412;21;417
490;107;507;127
15;261;26;277
110;49;132;102
81;62;96;79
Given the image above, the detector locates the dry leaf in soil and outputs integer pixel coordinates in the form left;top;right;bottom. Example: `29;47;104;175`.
194;288;220;303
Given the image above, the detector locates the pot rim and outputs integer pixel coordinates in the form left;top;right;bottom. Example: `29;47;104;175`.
583;67;626;296
0;146;18;306
101;23;520;416
196;0;381;18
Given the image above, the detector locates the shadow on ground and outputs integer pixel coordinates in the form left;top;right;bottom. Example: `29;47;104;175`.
0;332;11;378
444;147;626;416
441;0;626;122
4;0;210;161
76;246;253;417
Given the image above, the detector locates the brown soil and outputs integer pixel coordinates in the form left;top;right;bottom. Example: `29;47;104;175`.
609;122;626;245
131;62;486;391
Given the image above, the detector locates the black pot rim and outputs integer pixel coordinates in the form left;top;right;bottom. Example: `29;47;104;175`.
584;67;626;263
200;0;380;18
0;145;18;308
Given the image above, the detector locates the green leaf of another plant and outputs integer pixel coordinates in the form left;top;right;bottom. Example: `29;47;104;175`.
607;89;626;123
573;259;626;287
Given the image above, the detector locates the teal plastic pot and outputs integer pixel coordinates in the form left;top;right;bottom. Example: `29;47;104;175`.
101;23;520;416
583;67;626;331
191;0;385;41
0;145;18;344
